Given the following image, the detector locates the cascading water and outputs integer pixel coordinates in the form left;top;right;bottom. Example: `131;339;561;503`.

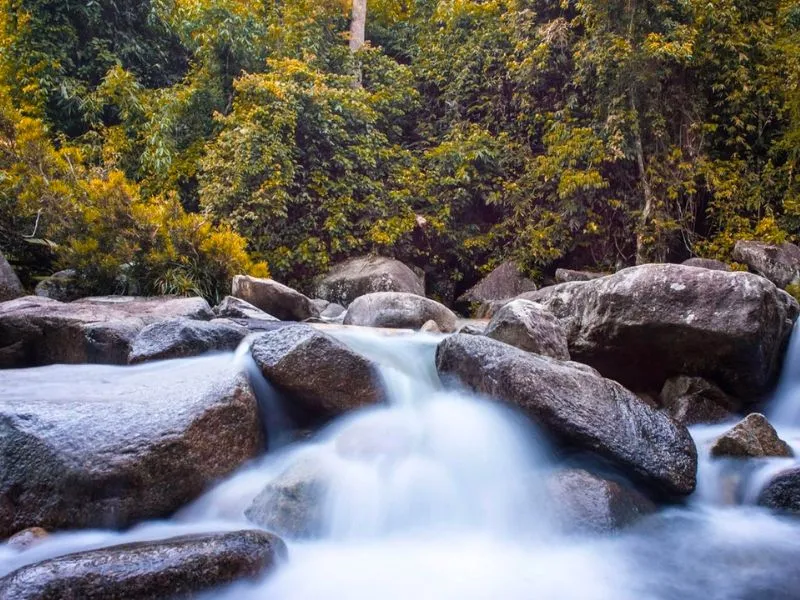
4;328;800;599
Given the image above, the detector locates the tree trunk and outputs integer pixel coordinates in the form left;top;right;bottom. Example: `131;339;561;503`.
631;92;656;264
349;0;367;86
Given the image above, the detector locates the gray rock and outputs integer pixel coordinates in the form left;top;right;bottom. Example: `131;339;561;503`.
315;256;424;306
320;302;346;321
251;324;384;420
231;275;317;321
214;296;279;321
0;357;263;538
554;268;609;283
547;469;656;534
0;530;286;600
0;295;213;368
5;528;48;552
758;467;800;514
660;376;738;426
344;292;458;332
436;334;697;496
524;264;796;398
34;269;83;302
246;457;330;538
0;252;23;302
483;299;569;360
682;258;730;271
457;261;536;314
710;413;793;458
128;318;249;364
733;240;800;289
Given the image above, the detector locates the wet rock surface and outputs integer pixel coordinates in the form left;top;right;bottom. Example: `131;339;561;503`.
231;275;317;321
128;317;248;364
343;292;458;332
0;295;213;368
548;469;656;534
710;413;793;458
757;467;800;514
733;240;800;289
5;528;48;552
436;334;698;496
246;457;330;538
660;376;738;426
483;299;569;360
0;530;287;600
524;264;796;398
0;357;263;538
251;324;385;420
315;256;424;306
0;253;23;302
213;296;279;321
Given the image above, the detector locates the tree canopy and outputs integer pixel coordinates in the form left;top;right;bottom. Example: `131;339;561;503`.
1;0;798;301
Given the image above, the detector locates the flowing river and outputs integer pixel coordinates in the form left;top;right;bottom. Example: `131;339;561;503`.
3;327;800;599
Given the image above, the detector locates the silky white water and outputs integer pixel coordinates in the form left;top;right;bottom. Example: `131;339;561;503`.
4;328;800;599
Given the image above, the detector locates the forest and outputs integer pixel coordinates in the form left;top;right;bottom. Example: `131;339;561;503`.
1;0;799;303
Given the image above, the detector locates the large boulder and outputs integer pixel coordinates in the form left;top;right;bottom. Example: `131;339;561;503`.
710;413;793;458
0;296;213;368
0;252;23;302
343;292;458;332
34;269;83;302
758;468;800;514
0;357;263;538
483;299;569;360
554;268;609;283
315;256;424;306
214;295;279;321
436;334;697;496
733;240;800;289
128;318;249;364
547;469;656;534
457;261;536;310
232;275;317;321
524;264;796;398
659;376;737;426
681;258;730;271
250;324;384;420
0;530;287;599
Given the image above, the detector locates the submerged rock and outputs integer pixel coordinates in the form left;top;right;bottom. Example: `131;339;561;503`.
231;275;317;321
0;357;263;538
0;295;213;368
5;528;48;552
548;469;656;534
681;258;730;271
758;467;800;514
128;317;248;364
525;264;796;398
483;299;569;360
733;240;800;289
710;413;793;458
436;334;697;496
246;457;331;538
343;292;458;332
315;256;424;306
0;530;286;600
660;376;738;426
0;252;23;302
250;324;384;420
214;296;279;321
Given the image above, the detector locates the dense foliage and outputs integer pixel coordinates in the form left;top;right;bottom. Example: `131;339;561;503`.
1;0;799;301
